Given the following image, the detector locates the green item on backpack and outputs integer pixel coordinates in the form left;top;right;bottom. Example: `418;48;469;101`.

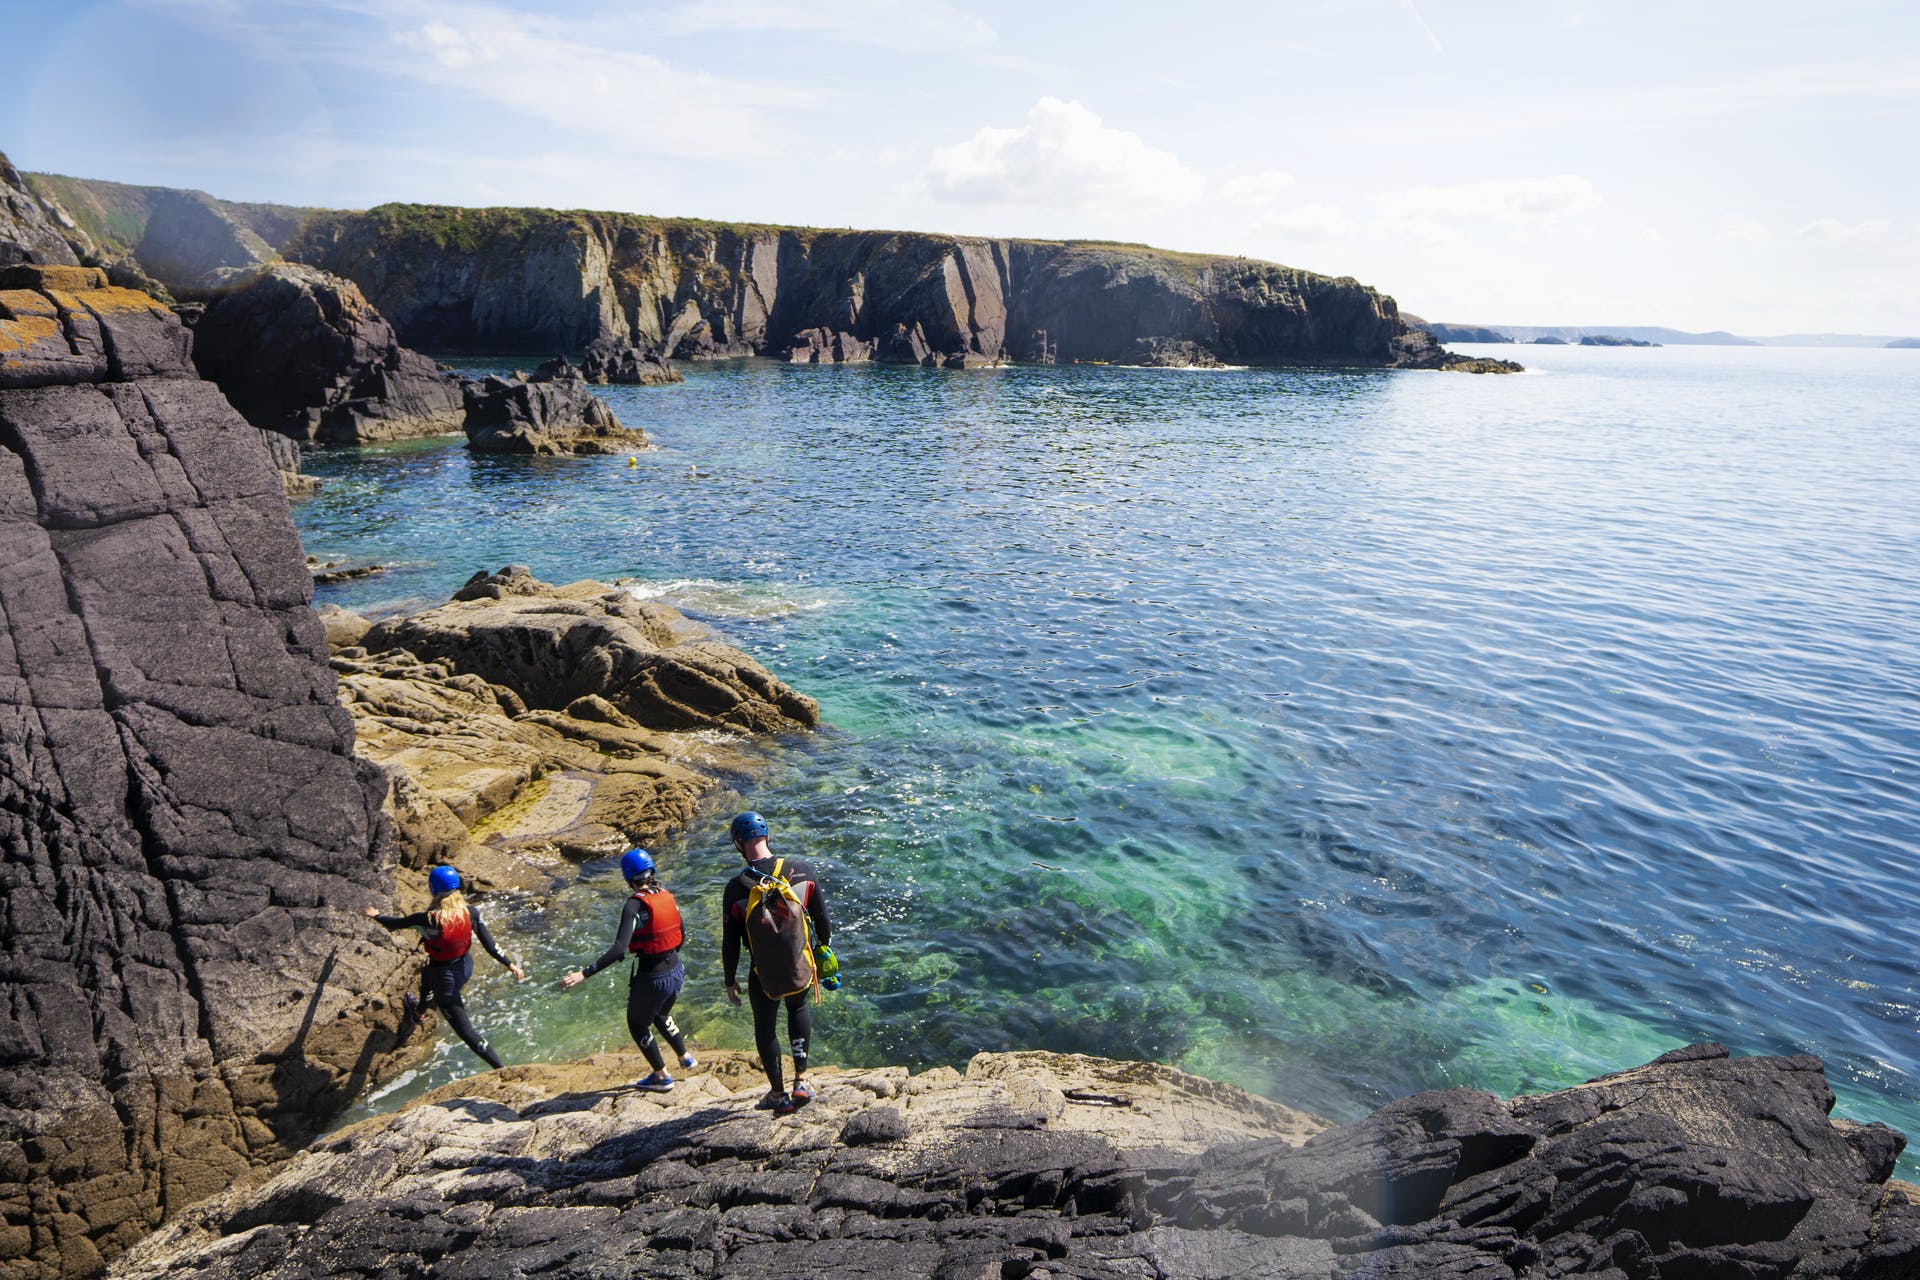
815;943;841;991
744;858;816;999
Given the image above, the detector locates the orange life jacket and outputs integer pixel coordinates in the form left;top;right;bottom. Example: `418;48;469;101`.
628;888;684;956
423;912;472;962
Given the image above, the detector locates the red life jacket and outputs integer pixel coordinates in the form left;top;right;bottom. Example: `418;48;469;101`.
629;888;685;956
423;911;472;962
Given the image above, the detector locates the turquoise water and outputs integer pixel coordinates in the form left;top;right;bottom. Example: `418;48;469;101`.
308;348;1920;1162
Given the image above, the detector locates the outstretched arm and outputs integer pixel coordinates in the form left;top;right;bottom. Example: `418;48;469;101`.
469;907;526;980
364;909;430;930
561;898;643;988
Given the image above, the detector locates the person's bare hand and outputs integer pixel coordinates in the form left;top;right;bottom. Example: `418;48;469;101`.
362;906;379;919
510;964;527;982
559;970;585;990
725;982;742;1007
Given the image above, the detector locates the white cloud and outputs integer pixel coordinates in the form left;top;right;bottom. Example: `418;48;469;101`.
375;3;818;159
1641;226;1668;243
1715;213;1772;246
925;98;1203;209
1375;174;1598;222
1796;217;1892;242
1217;169;1296;205
1255;203;1355;241
409;20;494;68
662;0;995;50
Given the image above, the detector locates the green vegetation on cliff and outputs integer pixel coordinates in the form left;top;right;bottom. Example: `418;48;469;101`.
27;174;1512;372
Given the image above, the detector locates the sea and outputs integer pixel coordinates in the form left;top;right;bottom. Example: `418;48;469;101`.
305;344;1920;1165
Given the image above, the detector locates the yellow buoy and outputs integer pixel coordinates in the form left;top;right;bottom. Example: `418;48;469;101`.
627;456;637;467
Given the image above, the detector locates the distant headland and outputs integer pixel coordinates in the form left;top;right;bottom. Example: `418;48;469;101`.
21;167;1519;375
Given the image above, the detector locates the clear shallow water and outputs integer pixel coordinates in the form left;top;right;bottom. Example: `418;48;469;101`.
309;347;1920;1162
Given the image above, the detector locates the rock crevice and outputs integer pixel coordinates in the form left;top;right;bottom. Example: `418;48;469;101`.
0;262;419;1280
104;1045;1920;1279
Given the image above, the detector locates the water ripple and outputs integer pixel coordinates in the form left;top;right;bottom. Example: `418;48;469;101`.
305;350;1920;1166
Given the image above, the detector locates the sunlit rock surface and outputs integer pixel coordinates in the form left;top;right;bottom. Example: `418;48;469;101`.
107;1044;1920;1279
0;262;416;1280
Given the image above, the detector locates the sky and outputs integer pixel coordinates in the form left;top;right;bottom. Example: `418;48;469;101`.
2;0;1915;334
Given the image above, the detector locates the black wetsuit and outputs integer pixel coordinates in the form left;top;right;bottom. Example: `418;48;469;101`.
723;857;832;1094
374;906;511;1069
576;888;691;1074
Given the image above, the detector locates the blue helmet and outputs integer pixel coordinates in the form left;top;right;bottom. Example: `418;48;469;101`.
730;811;769;842
620;848;655;881
428;865;461;895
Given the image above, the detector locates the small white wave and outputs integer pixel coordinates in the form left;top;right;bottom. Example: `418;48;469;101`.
358;1068;419;1106
619;577;837;619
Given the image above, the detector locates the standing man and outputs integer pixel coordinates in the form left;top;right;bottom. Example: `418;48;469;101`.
723;811;832;1115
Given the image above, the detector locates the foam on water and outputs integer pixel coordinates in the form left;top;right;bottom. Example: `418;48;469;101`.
617;576;837;620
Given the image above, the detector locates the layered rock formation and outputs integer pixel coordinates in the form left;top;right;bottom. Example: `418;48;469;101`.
24;173;1518;372
332;568;815;869
577;336;682;385
0;264;417;1280
1389;325;1524;375
461;367;648;454
361;567;819;734
105;1044;1920;1279
285;207;1513;371
187;264;467;444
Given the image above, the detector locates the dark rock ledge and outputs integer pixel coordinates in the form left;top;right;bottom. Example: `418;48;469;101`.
0;263;417;1280
107;1044;1920;1279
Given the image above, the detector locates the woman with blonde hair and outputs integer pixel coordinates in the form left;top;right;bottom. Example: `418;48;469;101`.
366;865;525;1069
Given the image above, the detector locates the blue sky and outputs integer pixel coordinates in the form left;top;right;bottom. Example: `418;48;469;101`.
4;0;1915;333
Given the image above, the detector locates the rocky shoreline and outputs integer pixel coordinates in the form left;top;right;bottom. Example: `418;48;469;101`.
105;1043;1920;1279
0;260;811;1279
326;566;818;886
20;147;1920;1280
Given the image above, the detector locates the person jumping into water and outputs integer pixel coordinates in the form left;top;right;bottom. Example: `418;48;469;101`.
366;865;525;1069
560;848;698;1091
722;811;833;1115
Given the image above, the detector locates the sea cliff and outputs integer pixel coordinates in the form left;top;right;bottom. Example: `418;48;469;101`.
0;261;414;1279
26;172;1518;373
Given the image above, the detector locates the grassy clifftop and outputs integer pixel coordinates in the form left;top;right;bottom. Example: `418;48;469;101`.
23;175;1509;371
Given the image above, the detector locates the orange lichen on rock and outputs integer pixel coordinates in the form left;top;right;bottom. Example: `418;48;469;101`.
4;263;107;291
0;262;193;385
80;284;174;317
0;286;59;318
0;311;62;355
